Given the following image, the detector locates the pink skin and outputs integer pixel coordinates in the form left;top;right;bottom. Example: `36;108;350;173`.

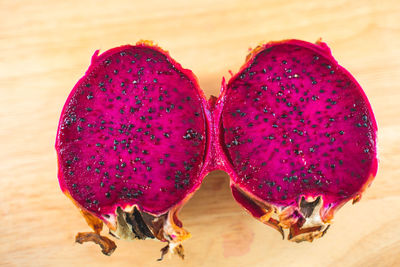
217;40;378;220
56;40;377;241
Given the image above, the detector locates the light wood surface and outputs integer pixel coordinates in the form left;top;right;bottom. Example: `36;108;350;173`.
1;0;400;266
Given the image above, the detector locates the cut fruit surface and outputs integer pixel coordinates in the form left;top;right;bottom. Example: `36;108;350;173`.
219;40;378;240
56;40;378;257
56;42;209;258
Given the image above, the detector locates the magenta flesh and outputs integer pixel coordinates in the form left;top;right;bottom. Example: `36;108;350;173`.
220;40;377;237
56;45;207;217
56;40;378;255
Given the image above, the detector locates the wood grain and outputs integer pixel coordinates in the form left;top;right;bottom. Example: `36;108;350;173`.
1;0;400;266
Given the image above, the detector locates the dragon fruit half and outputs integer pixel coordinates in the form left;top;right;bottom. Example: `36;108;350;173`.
56;40;377;258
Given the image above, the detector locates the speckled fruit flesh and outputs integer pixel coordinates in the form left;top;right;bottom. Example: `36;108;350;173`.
56;42;211;258
56;40;378;258
218;40;378;241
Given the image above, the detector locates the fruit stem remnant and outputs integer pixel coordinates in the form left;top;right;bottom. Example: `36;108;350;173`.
75;209;117;256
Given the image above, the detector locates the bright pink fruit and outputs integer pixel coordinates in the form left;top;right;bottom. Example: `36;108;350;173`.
56;40;377;257
218;40;378;241
56;42;211;258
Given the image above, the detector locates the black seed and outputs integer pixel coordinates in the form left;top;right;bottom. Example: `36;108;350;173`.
362;115;368;122
95;168;100;173
163;133;170;138
147;166;152;171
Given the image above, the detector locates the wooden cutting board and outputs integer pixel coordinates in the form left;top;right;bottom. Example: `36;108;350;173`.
1;0;400;266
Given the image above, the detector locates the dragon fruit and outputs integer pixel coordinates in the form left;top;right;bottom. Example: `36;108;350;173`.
217;40;378;242
56;39;377;257
56;41;210;258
